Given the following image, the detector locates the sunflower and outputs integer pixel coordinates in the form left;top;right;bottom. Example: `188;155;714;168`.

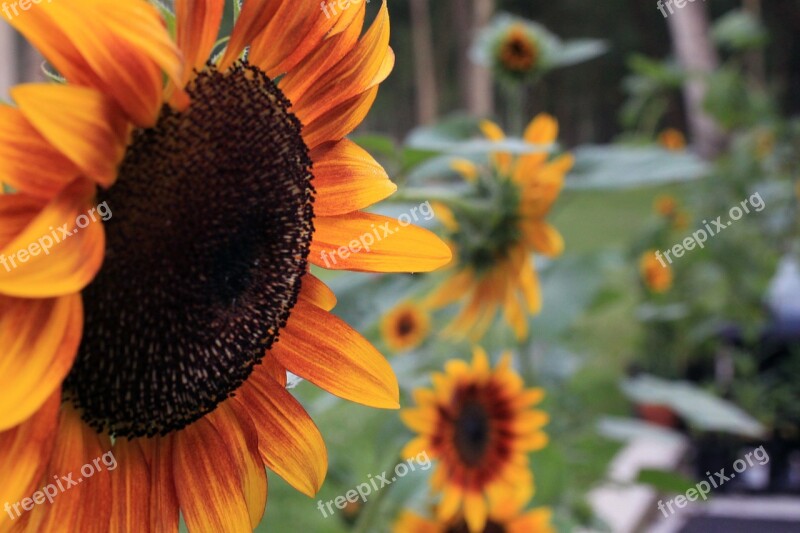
400;348;549;533
657;128;687;151
394;497;554;533
496;24;539;79
381;301;431;352
640;250;673;293
653;194;678;218
0;1;452;531
426;115;572;340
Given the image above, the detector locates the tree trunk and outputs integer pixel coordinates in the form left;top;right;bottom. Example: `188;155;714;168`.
0;24;16;99
666;1;727;159
451;0;472;109
467;0;494;117
410;0;438;124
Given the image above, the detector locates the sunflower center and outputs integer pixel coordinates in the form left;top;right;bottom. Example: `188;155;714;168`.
446;520;507;533
453;395;493;466
396;312;417;337
63;63;314;439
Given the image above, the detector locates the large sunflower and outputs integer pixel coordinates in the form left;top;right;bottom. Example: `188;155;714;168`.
426;114;572;341
0;1;451;531
400;348;549;533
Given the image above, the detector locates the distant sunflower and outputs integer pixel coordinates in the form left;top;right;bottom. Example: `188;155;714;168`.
640;250;673;293
496;24;539;79
401;348;549;532
0;1;450;531
381;301;431;352
426;115;572;340
653;195;678;218
658;128;687;151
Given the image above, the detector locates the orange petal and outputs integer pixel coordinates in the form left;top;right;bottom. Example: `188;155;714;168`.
173;417;252;533
0;391;59;532
0;106;80;199
0;294;82;431
302;87;378;149
272;300;399;409
480;120;512;176
0;194;46;254
298;273;337;311
279;6;365;103
310;212;452;273
109;439;149;533
0;179;105;298
175;0;225;85
8;0;181;127
24;406;113;533
219;0;281;71
248;0;338;76
310;140;396;216
259;354;287;387
291;3;392;125
208;403;268;529
12;85;129;188
235;371;327;497
140;437;180;533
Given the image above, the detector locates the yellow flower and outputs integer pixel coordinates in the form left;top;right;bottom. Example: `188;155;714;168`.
653;194;678;218
400;348;549;533
658;128;687;151
395;503;554;533
640;250;673;293
381;301;431;352
426;115;571;341
0;1;451;530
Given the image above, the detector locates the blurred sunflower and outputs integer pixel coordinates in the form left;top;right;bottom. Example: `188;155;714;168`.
640;250;673;293
658;128;687;151
653;194;678;218
400;348;549;532
0;0;451;531
426;114;572;340
381;301;431;352
394;497;554;533
495;23;539;80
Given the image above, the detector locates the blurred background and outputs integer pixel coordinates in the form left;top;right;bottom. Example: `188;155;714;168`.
3;0;800;531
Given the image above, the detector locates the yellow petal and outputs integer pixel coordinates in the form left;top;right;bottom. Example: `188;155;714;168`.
522;221;564;257
0;106;80;199
109;439;150;533
311;212;452;273
12;84;129;188
302;87;379;149
464;491;488;533
273;300;399;408
173;417;252;533
236;371;327;497
311;139;396;216
298;273;337;311
0;294;82;431
0;392;59;532
513;113;558;183
208;403;268;529
0;179;105;298
8;0;180;126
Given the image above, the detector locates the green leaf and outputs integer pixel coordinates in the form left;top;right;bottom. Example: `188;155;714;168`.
621;375;766;438
712;9;769;51
567;145;710;190
636;468;697;494
352;134;397;159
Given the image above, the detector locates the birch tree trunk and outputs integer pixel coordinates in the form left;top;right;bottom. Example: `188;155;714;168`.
666;1;727;159
410;0;438;125
467;0;494;117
